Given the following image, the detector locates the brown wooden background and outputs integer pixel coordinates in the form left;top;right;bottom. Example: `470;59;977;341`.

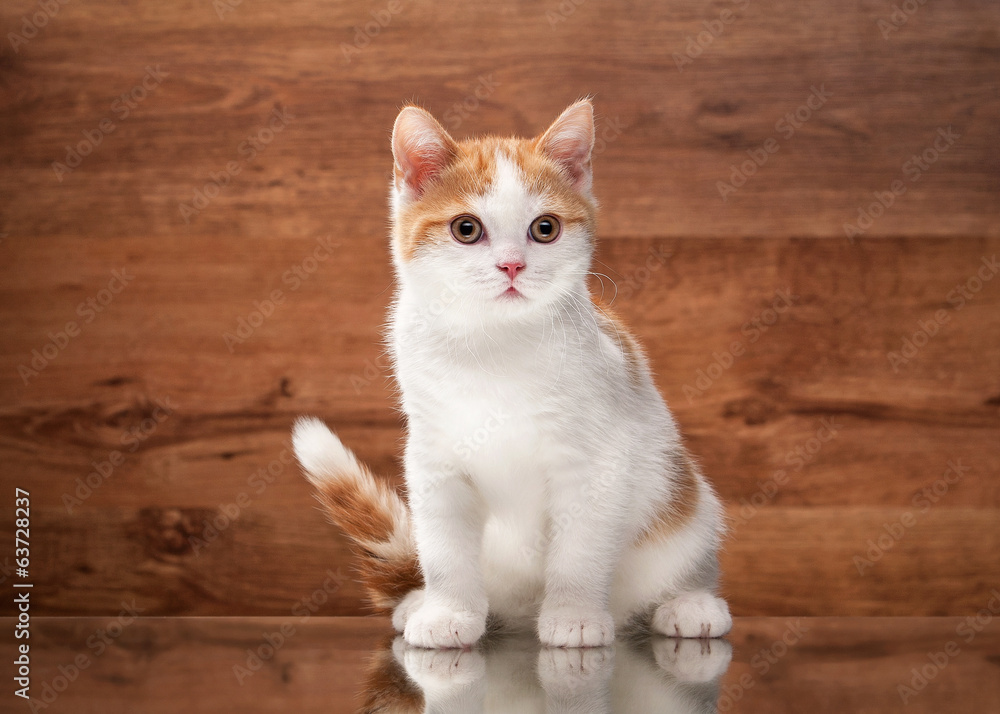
1;0;998;618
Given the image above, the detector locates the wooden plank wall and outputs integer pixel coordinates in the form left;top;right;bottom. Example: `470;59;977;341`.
1;0;998;617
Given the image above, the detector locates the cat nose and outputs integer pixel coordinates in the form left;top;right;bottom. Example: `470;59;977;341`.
497;260;526;278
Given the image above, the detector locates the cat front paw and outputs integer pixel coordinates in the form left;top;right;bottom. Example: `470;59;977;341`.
538;606;615;648
403;602;486;649
652;592;732;639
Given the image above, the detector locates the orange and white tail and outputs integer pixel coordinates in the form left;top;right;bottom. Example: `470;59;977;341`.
291;417;423;612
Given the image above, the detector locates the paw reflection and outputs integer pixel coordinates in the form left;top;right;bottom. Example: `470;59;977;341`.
393;637;486;688
360;632;730;713
652;637;733;684
538;645;614;704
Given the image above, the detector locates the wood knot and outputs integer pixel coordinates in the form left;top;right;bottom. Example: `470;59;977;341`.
134;507;212;557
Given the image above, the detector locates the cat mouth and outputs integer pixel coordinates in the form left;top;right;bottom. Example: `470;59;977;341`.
499;286;524;299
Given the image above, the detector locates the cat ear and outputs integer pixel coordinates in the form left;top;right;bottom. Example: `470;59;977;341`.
536;99;595;192
391;106;458;200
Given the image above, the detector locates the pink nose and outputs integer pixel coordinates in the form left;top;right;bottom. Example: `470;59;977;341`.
497;260;525;278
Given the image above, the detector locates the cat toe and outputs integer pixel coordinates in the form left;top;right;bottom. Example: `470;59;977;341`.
652;592;732;639
538;607;615;648
403;603;486;649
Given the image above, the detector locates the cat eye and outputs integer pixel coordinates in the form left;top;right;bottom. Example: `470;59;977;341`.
450;215;484;244
529;215;561;243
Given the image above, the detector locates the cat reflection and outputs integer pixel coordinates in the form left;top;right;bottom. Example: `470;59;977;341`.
360;635;730;713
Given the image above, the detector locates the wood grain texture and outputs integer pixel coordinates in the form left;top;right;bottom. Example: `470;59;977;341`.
725;617;1000;713
3;238;997;509
1;504;998;617
2;616;392;713
0;0;998;240
1;0;998;617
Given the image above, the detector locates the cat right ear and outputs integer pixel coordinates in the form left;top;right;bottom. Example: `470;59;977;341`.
536;99;595;193
391;106;458;200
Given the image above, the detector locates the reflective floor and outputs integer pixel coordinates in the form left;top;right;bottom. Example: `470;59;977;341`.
7;616;999;712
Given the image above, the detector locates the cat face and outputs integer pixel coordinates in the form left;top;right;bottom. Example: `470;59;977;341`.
389;101;598;326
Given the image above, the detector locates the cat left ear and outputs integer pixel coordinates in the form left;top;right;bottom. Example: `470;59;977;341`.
536;99;595;193
392;106;458;200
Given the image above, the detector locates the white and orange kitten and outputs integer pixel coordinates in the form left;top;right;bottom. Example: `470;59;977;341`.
293;99;731;649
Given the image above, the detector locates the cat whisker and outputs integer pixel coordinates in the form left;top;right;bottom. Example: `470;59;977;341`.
479;310;502;370
564;290;619;378
464;328;501;378
592;258;624;280
589;271;619;306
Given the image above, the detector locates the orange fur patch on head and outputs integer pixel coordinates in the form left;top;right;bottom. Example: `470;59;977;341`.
393;135;596;263
509;139;596;231
393;139;496;262
635;451;701;546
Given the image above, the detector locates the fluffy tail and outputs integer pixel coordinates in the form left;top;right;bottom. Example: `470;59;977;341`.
292;417;422;612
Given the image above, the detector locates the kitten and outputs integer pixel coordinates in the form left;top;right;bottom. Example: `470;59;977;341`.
293;99;731;649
